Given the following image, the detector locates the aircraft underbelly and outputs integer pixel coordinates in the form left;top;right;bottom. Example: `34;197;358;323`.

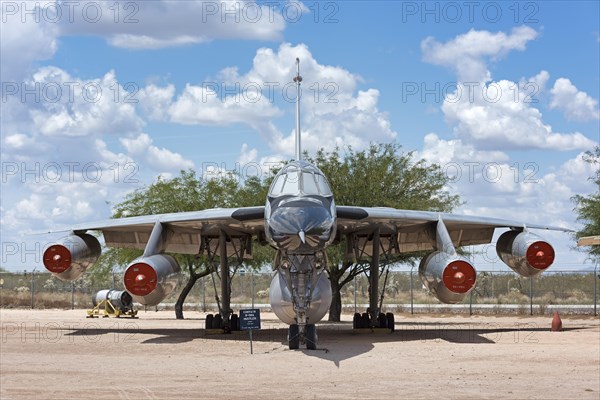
269;271;332;325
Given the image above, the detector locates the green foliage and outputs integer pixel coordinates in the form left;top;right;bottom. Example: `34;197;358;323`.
573;146;600;259
310;143;459;211
103;169;273;271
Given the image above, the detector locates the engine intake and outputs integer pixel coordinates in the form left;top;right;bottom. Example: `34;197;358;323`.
419;251;477;304
43;234;101;281
496;230;555;277
123;254;180;306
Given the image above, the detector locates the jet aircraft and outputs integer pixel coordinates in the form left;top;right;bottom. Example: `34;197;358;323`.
42;59;568;349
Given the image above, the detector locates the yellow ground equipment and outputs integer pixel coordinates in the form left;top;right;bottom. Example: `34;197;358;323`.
87;289;137;318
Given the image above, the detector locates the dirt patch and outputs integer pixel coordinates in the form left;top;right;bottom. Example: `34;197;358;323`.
1;309;598;399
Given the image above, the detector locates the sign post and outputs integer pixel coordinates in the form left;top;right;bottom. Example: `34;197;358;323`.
239;309;261;354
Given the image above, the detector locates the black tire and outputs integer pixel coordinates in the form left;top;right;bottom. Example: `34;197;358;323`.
361;312;370;328
386;312;395;332
353;313;361;329
305;324;318;350
205;314;214;330
214;314;222;329
230;314;239;331
378;313;387;328
288;324;300;350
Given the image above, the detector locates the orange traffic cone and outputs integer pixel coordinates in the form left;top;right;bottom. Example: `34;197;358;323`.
551;311;562;332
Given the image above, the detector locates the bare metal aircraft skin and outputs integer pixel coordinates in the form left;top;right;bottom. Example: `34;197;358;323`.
41;59;569;350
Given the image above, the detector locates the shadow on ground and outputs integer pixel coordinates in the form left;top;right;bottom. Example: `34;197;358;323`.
59;319;589;365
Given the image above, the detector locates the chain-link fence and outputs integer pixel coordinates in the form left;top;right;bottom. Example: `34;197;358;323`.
1;269;598;315
344;269;599;316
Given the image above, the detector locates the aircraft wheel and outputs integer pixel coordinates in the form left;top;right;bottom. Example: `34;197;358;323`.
386;312;395;332
205;314;213;329
353;313;361;329
214;314;222;329
230;314;239;331
378;313;387;328
305;324;318;350
288;324;300;350
361;312;370;328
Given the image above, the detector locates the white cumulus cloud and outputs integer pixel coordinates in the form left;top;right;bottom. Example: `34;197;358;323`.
421;26;538;83
120;133;194;171
57;0;286;49
137;43;397;156
550;78;600;122
441;80;595;151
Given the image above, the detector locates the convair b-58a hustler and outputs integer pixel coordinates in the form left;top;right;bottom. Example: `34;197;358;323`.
42;59;569;350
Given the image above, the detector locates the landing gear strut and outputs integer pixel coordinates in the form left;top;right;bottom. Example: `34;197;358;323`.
352;228;396;332
203;230;251;333
276;252;329;350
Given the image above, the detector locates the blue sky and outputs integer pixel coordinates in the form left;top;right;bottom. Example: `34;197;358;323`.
1;1;599;272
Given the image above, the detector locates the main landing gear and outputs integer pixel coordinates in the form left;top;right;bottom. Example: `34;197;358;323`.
351;228;396;333
352;310;395;331
205;313;241;332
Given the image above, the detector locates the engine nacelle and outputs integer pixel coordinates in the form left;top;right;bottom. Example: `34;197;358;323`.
92;289;133;311
123;254;180;306
269;271;332;325
43;234;101;281
419;251;477;304
496;230;555;277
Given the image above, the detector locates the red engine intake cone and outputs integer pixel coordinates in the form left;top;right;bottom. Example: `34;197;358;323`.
43;245;72;273
527;241;555;270
124;263;158;296
442;260;476;294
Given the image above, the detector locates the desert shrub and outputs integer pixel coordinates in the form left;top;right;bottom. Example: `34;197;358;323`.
498;288;529;304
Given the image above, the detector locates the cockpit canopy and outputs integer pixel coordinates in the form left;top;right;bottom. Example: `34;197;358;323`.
269;161;333;197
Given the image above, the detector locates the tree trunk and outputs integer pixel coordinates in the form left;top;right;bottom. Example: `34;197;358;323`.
328;278;342;321
175;274;199;320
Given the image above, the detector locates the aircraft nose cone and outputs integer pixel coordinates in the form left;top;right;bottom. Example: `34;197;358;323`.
453;271;465;284
298;230;306;244
535;250;545;258
268;201;334;250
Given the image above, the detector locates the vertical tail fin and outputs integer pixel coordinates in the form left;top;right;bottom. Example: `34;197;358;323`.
293;58;302;160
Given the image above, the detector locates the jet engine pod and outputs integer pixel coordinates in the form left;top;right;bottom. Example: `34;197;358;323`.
123;254;180;306
43;233;101;281
269;271;332;325
496;230;555;277
419;251;477;304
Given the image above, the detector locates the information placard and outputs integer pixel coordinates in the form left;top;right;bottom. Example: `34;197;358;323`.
240;309;261;331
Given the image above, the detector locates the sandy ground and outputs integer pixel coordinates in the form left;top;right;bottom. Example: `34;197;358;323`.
0;309;598;400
